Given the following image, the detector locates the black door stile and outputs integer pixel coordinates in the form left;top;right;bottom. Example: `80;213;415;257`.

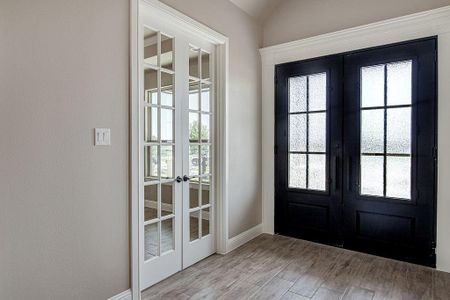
275;37;437;267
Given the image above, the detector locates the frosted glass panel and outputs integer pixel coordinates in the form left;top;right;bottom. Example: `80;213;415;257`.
289;114;306;152
361;65;385;108
386;156;411;199
160;109;173;142
308;73;326;111
289;154;306;189
289;76;307;112
361;109;384;153
309;113;326;152
308;154;326;191
387;107;411;154
387;61;412;106
361;155;384;197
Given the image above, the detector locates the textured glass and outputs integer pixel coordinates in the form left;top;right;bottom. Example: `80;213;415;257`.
144;107;158;142
308;154;326;191
289;154;306;189
160;145;173;179
161;218;174;253
201;208;210;236
189;145;199;176
160;34;173;70
387;107;411;154
361;65;385;108
361;109;384;153
200;145;210;175
144;145;159;180
190;211;200;241
144;68;158;104
308;113;326;152
189;48;199;78
289;114;306;152
189;113;199;142
201;51;210;80
160;109;173;142
289;76;307;112
189;182;199;209
201;114;210;142
360;155;384;197
189;82;200;110
144;184;158;222
201;84;211;112
201;179;210;205
143;27;158;66
387;61;412;106
144;223;158;260
161;182;173;216
308;73;327;111
386;156;411;199
161;72;174;106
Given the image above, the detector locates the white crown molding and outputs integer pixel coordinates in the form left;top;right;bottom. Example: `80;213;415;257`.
141;0;228;45
260;5;450;62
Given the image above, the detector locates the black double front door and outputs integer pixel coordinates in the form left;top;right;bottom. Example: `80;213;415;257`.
275;37;437;267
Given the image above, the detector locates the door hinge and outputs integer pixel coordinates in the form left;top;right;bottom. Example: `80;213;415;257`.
274;145;278;155
433;147;438;161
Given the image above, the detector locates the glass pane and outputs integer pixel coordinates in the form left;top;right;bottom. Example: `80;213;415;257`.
308;154;326;191
289;114;306;152
201;114;210;142
386;156;411;199
189;145;200;176
161;72;174;107
143;27;158;66
190;211;200;241
144;107;158;142
289;76;307;113
189;182;200;209
144;222;158;260
189;113;199;142
160;34;173;70
201;178;210;205
160;145;173;179
144;184;158;222
361;155;384;197
200;145;210;175
144;68;157;104
201;51;210;80
201;83;211;112
308;113;326;152
361;65;385;108
144;145;159;180
161;218;174;253
308;73;326;111
387;107;411;154
387;61;412;106
189;82;200;110
361;109;384;154
161;108;173;142
189;48;199;78
289;154;306;189
161;182;173;216
201;208;210;236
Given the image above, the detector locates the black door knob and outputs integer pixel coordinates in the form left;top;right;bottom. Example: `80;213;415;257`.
176;176;182;183
183;175;190;182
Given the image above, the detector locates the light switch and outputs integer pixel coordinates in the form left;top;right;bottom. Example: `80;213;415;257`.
94;128;111;146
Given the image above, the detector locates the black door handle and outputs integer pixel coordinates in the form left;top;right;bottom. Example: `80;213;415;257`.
183;175;190;182
176;176;182;183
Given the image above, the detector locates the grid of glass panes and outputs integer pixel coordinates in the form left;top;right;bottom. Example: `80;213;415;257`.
188;46;212;241
288;73;327;191
360;60;412;200
142;27;176;260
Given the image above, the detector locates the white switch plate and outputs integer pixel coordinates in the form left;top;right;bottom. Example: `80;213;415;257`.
94;128;111;146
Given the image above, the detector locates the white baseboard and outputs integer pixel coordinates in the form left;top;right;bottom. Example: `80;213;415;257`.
225;224;262;253
107;289;131;300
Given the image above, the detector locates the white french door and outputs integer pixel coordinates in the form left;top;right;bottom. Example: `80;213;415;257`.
139;2;216;290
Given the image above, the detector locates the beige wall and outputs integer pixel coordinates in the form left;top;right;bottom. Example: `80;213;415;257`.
263;0;450;47
160;0;263;238
0;0;129;299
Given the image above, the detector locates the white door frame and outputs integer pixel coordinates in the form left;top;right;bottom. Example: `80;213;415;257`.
130;0;229;298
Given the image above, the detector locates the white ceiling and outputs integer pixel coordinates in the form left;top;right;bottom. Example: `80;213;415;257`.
229;0;283;21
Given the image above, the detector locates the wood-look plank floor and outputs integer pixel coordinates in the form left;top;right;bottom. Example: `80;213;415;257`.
141;234;450;300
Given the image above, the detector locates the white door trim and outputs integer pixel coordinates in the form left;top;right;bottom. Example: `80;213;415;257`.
130;0;229;298
259;5;450;272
